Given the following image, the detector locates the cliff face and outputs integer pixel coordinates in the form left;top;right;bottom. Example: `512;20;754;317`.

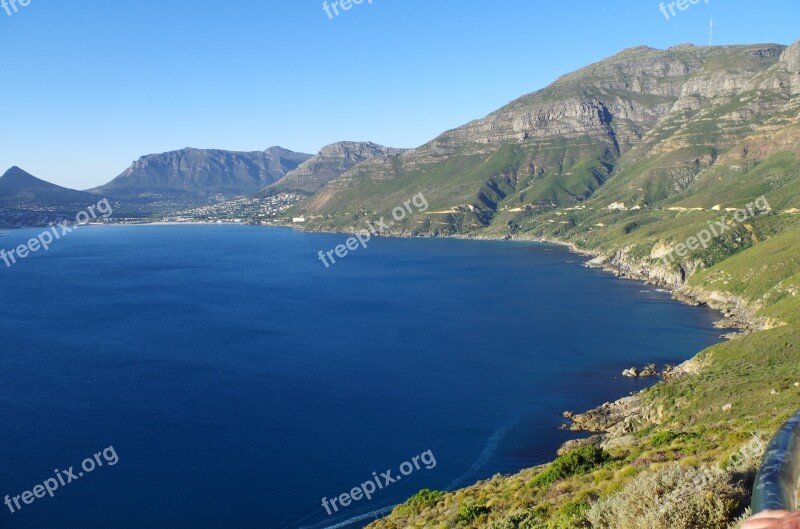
583;248;775;332
299;44;787;222
97;147;311;197
264;142;404;195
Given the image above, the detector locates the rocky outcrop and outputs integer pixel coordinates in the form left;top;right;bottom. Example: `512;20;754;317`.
560;351;712;453
563;396;644;439
622;367;639;378
583;246;773;332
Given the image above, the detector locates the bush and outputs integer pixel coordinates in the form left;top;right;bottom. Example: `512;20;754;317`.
458;504;490;523
490;510;545;529
550;501;591;529
490;503;590;529
394;488;446;517
651;431;682;447
530;446;610;488
586;463;747;529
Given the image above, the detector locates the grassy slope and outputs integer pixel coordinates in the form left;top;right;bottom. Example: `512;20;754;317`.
365;124;800;529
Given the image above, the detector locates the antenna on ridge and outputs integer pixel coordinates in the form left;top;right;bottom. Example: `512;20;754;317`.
709;18;713;46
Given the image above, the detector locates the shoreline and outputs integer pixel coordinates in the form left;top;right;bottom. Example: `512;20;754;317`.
287;222;775;455
291;222;768;332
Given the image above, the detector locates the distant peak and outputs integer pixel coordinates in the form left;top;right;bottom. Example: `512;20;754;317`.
264;146;292;154
2;166;36;180
619;45;658;54
0;166;73;192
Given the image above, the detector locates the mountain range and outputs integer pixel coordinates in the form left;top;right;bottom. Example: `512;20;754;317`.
0;140;406;213
7;39;798;237
296;41;800;235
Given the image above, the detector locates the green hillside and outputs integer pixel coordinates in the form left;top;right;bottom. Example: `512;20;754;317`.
281;38;800;529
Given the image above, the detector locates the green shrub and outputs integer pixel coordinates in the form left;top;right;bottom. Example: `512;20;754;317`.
530;446;610;488
652;431;682;447
491;503;590;529
394;488;446;517
490;510;545;529
550;501;591;529
459;504;491;523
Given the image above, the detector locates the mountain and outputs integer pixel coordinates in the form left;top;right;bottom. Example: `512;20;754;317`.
263;141;406;196
339;39;800;529
0;166;95;208
95;146;311;197
296;43;792;233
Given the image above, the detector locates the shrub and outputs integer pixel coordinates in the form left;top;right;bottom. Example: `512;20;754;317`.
722;436;768;473
491;510;544;529
726;507;752;529
550;501;591;529
394;488;446;517
490;503;590;529
530;446;610;488
586;463;747;529
458;504;490;523
652;431;682;447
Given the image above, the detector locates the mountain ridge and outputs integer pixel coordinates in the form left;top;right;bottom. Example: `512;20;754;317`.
296;42;790;231
94;146;312;197
263;141;406;196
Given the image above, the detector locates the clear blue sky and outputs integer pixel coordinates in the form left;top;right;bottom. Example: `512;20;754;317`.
1;0;798;189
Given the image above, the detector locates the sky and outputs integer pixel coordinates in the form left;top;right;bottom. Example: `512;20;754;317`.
0;0;799;190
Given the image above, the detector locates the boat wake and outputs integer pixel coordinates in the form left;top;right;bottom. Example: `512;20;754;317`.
447;419;518;490
302;420;519;529
303;506;396;529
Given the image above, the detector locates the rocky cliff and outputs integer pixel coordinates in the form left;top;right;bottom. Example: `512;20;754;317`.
298;43;788;227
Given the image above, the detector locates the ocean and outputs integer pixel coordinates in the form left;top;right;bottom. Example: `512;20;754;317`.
0;225;723;529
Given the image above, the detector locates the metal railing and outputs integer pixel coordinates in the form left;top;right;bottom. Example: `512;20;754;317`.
752;412;800;513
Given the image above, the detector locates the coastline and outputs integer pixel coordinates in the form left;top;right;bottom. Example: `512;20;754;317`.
286;222;775;456
288;221;768;332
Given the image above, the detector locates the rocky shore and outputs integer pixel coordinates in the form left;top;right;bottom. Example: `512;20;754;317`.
544;240;777;454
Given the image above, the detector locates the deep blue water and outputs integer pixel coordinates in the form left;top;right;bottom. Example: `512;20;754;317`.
0;225;723;529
